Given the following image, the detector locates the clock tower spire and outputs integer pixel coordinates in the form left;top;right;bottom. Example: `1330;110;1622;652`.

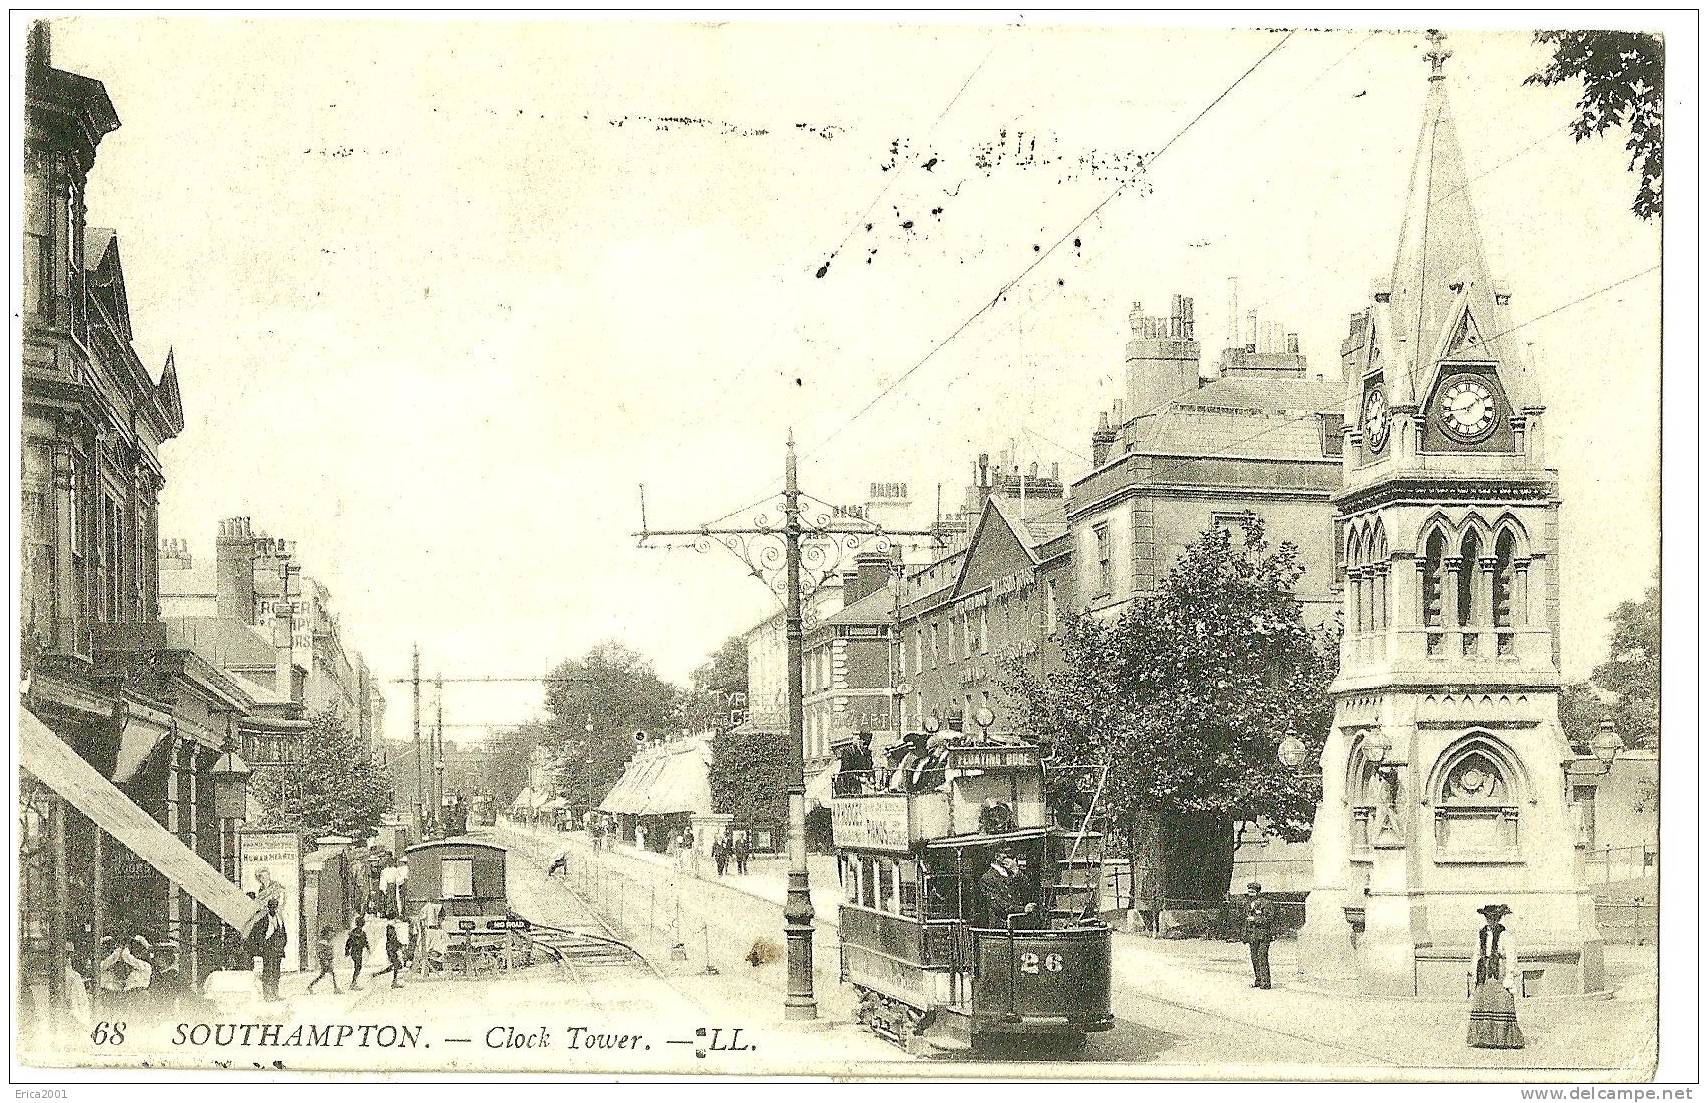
1298;30;1605;998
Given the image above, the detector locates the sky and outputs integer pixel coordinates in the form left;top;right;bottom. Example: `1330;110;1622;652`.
45;17;1663;748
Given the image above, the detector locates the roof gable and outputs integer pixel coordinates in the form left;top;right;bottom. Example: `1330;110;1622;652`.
83;227;133;341
951;498;1040;599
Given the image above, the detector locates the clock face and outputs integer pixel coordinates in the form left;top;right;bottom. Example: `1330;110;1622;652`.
1439;375;1498;439
1362;384;1389;450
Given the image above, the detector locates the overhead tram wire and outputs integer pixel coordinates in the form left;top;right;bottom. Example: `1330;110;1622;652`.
797;31;1299;465
689;41;1000;524
699;32;1301;519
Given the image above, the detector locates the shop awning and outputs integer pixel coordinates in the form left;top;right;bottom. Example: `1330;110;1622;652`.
540;796;568;811
636;750;709;816
21;707;263;936
599;743;711;817
598;757;658;815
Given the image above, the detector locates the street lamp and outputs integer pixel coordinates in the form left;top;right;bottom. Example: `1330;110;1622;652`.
972;706;996;741
1276;734;1310;772
922;712;942;736
210;740;253;822
1590;719;1624;773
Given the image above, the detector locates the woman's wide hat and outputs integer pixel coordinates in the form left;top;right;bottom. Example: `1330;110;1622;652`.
1477;903;1512;920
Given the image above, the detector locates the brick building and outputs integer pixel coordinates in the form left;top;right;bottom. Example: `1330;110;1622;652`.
18;27;286;1035
895;461;1074;742
161;516;384;749
1069;293;1343;628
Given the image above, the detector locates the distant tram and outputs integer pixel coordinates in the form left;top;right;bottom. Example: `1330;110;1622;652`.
403;839;530;971
832;734;1114;1054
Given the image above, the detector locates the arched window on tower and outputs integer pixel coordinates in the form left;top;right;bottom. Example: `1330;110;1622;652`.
1457;530;1483;657
1494;530;1518;656
1493;531;1516;626
1457;531;1481;628
1347;528;1366;635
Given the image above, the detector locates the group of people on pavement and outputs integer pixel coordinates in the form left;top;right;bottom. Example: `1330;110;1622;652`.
709;832;751;877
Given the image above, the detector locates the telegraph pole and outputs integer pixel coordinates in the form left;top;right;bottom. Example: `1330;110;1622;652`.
634;432;942;1021
411;644;423;839
434;673;445;832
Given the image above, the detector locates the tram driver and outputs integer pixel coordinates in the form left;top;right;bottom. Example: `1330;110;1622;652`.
978;847;1039;930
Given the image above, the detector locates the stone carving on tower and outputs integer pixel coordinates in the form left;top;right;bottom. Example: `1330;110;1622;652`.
1297;31;1605;997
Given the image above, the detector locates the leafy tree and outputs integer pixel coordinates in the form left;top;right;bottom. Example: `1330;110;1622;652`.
1006;518;1337;913
252;706;393;838
1528;31;1664;219
683;635;749;734
539;641;684;804
708;726;790;828
484;720;549;806
1562;577;1660;752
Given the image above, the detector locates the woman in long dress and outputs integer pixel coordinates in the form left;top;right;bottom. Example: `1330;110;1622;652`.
1467;903;1526;1049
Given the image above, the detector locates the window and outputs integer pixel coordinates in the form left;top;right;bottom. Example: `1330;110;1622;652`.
859;856;877;909
898;860;920;917
1045;579;1059;633
877;859;898;914
443;858;474;898
23;171;53;318
1093;522;1112;593
929;622;939;668
841;855;860;904
1457;532;1482;627
914;629;924;673
977;606;989;653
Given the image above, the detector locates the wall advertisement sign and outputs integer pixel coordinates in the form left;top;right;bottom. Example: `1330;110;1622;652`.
239;829;303;971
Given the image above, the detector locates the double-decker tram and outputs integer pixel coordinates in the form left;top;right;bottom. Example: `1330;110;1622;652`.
831;734;1114;1054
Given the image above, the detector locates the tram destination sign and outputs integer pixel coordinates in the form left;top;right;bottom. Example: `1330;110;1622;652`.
948;746;1041;770
831;794;911;853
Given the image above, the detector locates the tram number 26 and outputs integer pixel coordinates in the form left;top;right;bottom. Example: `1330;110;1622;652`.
1019;952;1063;975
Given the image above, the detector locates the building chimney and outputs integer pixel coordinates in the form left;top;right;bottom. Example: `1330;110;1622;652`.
1090;412;1116;466
216;516;258;622
1226;277;1239;351
274;608;294;700
1286;332;1300;354
1245;310;1258;352
853;551;892;604
977;452;992;503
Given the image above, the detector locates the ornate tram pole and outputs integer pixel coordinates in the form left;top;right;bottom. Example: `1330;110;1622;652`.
635;433;941;1021
778;438;814;1019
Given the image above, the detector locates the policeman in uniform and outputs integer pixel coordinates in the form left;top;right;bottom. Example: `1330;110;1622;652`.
1241;880;1276;989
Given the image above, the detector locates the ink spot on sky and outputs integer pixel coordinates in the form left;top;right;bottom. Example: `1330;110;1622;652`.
815;262;830;279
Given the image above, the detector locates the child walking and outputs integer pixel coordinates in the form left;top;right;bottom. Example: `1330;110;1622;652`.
371;921;407;989
306;925;341;993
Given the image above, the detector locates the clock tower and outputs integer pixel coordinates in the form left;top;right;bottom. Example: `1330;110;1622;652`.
1297;32;1605;997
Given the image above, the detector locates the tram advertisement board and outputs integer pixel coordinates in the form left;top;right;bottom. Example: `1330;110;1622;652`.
239;829;303;971
831;795;911;853
947;746;1041;770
